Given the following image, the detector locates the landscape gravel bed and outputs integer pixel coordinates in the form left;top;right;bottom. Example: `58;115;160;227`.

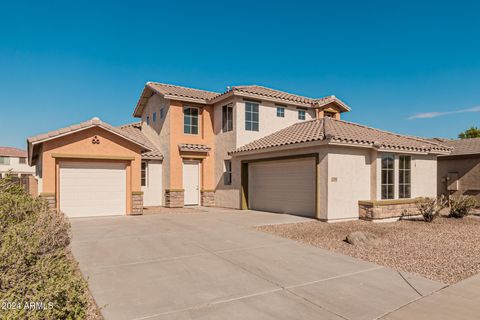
257;216;480;284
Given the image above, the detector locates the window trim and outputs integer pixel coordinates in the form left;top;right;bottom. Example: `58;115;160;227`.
224;160;232;185
381;154;395;200
183;106;200;135
398;155;412;199
245;101;259;132
298;109;306;120
222;104;233;132
141;161;148;187
276;106;285;118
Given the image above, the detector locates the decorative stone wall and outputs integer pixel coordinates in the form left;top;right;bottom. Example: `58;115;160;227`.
132;192;144;215
39;193;56;211
165;189;184;208
201;190;215;207
359;199;420;221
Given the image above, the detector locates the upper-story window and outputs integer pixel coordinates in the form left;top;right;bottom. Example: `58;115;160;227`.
222;104;233;132
0;157;10;165
184;106;199;134
160;108;165;119
146;115;150;125
245;102;259;131
381;154;395;199
276;106;285;118
324;111;336;118
298;110;306;120
399;156;411;198
19;157;26;164
153;112;157;123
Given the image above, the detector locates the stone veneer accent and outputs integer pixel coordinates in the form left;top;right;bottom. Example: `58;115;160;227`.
165;189;184;208
359;198;421;221
201;190;215;207
132;192;144;215
39;193;56;211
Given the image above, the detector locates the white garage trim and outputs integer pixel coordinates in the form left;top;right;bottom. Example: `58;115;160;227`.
246;156;317;218
59;161;127;217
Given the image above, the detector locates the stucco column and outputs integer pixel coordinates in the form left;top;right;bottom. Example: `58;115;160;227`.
370;148;378;200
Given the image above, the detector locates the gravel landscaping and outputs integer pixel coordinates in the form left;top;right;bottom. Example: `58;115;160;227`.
257;216;480;285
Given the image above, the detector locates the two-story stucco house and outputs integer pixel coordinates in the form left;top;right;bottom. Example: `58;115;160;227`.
27;82;451;221
0;146;34;177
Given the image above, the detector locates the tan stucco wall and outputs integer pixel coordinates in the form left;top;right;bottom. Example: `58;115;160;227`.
437;156;480;203
40;126;142;214
327;146;371;221
235;100;316;148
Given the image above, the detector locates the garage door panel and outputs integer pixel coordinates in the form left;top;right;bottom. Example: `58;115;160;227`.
60;162;126;218
249;158;316;218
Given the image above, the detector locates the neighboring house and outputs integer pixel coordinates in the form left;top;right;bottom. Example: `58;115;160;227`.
27;82;451;221
0;146;34;177
431;137;480;203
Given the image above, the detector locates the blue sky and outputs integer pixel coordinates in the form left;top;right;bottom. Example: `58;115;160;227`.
1;0;479;148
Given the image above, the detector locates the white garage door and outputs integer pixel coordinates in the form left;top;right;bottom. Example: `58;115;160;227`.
249;158;316;218
60;161;127;217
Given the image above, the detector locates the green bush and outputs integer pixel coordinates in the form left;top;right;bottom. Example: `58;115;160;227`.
448;195;477;218
0;176;92;319
416;195;447;222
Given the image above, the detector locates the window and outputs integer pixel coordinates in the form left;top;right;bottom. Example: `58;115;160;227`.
183;107;199;134
141;161;147;187
160;108;165;119
245;102;259;131
224;160;232;185
399;156;411;198
298;110;306;120
381;154;395;199
0;157;10;165
324;111;336;118
19;157;26;164
146;115;150;125
153;112;157;123
222;104;233;132
276;106;285;117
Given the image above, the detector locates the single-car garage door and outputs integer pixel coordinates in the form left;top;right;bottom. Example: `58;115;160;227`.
248;157;316;218
59;161;127;217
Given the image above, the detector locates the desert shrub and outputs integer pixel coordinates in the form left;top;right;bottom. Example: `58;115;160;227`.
448;195;477;218
416;195;447;222
0;176;91;319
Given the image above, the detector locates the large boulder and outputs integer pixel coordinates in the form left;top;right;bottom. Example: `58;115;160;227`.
346;231;380;247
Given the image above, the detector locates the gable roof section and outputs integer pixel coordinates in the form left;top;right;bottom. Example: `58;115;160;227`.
119;122;163;160
430;137;480;156
0;147;27;158
27;118;153;165
133;82;351;117
230;118;452;155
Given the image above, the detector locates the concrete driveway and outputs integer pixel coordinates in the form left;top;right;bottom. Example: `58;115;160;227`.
71;207;445;320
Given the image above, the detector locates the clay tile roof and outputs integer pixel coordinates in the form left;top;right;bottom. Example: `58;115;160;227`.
119;123;163;160
27;117;151;151
178;143;211;152
430;137;480;156
148;82;220;102
231;85;316;105
0;147;27;157
230;118;452;155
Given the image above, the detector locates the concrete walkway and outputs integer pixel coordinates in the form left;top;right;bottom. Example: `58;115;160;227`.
71;207;446;320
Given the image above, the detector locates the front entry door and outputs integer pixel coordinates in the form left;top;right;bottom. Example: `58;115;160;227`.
183;160;200;205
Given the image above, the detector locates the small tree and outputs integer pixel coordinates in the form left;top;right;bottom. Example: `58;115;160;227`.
459;126;480;139
416;196;447;222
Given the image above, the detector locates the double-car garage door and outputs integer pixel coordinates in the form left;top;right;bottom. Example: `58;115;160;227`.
59;161;126;218
248;157;316;218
